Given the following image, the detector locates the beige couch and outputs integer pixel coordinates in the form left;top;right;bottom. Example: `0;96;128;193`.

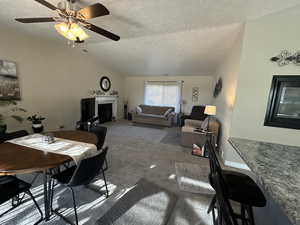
132;105;176;127
181;117;220;148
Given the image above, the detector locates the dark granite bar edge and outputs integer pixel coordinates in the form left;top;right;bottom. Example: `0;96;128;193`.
228;138;266;186
228;137;299;225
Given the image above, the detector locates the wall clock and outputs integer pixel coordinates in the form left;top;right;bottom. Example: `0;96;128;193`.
100;76;111;92
213;78;222;98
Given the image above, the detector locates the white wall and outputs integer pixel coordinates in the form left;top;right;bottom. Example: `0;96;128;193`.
124;75;214;113
231;6;300;146
0;25;124;132
212;25;246;164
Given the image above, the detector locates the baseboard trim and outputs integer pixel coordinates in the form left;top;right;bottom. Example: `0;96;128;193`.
224;160;250;171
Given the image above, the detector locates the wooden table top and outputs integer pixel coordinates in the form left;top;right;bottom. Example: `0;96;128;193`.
0;130;97;175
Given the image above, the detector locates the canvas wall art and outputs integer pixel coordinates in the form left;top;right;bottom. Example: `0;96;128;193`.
192;87;199;102
0;60;20;100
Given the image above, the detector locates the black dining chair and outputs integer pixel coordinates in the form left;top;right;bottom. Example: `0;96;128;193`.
0;176;43;225
50;147;109;225
207;141;266;225
0;130;42;203
0;130;44;188
89;125;107;149
76;117;109;171
89;125;108;171
0;130;29;144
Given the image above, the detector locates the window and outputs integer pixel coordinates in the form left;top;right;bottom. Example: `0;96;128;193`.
144;81;182;113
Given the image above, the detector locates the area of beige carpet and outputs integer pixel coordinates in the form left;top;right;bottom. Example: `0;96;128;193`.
175;162;215;195
96;178;178;225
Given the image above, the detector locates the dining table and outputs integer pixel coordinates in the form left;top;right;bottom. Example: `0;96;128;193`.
0;130;98;222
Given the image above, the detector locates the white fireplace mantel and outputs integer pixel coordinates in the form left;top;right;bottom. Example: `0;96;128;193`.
95;95;118;119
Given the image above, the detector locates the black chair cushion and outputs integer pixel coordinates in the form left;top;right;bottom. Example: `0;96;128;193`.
51;166;76;184
0;176;31;204
223;171;266;207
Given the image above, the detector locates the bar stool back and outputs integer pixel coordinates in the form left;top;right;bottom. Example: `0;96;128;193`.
207;141;266;225
211;172;239;225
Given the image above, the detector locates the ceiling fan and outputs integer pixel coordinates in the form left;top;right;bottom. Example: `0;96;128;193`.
15;0;120;42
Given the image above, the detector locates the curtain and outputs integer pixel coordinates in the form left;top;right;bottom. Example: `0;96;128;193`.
144;81;182;113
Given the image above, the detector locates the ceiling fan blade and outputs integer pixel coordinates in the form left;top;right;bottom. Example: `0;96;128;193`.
78;3;109;19
85;23;120;41
34;0;57;10
15;17;55;23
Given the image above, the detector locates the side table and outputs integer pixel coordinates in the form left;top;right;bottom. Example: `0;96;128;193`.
191;129;213;158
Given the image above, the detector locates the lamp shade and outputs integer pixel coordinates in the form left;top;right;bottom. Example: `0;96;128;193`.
54;22;89;41
204;105;216;115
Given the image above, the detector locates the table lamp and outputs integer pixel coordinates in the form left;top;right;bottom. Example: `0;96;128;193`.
204;105;217;149
204;105;216;130
204;105;216;116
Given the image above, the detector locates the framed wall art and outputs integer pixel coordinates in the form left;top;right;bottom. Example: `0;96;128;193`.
192;87;199;102
0;60;20;100
264;75;300;129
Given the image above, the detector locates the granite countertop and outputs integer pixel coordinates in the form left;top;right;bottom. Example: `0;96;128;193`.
229;137;300;225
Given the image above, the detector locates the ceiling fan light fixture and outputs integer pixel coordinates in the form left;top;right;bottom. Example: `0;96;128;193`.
54;22;89;41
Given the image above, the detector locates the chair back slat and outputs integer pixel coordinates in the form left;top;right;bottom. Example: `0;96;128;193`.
207;140;222;175
208;140;233;198
68;147;108;186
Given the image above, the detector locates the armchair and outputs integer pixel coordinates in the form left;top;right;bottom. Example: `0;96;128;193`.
181;117;220;148
180;105;207;127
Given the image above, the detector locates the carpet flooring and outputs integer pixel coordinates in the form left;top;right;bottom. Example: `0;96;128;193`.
0;121;214;225
175;162;215;195
96;178;178;225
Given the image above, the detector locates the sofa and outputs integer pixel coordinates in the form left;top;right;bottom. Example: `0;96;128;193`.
132;105;176;127
181;117;220;148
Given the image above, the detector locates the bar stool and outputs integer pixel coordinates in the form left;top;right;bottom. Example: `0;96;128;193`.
210;172;239;225
207;141;266;225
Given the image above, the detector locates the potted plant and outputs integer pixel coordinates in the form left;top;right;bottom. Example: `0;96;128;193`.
0;100;26;134
27;114;45;133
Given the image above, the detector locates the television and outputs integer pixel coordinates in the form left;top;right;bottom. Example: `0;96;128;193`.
80;98;95;122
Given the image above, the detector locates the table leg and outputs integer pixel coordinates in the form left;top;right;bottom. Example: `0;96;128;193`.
43;171;52;221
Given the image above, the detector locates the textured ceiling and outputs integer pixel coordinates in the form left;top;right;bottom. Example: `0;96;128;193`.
0;0;299;75
88;24;244;76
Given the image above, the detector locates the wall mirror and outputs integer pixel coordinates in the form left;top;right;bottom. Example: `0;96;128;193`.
264;75;300;129
99;76;111;92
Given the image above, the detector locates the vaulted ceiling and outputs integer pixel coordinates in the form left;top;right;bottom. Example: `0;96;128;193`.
1;0;299;76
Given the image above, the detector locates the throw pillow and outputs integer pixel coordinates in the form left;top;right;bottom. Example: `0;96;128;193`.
136;106;142;114
164;108;173;117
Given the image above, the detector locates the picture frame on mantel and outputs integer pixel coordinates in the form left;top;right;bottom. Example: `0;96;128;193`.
264;75;300;130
